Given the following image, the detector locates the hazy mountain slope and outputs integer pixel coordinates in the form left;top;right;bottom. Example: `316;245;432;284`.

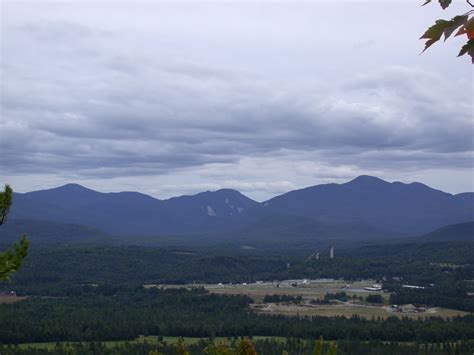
10;184;257;235
420;221;474;242
234;214;397;240
11;184;170;235
8;176;473;238
162;189;258;233
249;176;473;235
455;192;474;205
0;219;110;244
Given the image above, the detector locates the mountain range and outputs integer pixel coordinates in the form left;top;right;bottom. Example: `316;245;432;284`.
5;175;473;244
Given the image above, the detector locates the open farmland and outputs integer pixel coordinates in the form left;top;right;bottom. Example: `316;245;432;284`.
162;279;471;320
250;301;470;319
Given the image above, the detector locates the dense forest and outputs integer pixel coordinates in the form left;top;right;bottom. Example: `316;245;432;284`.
1;241;472;296
1;287;474;345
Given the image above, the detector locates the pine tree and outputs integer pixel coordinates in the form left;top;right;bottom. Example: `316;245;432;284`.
0;185;29;280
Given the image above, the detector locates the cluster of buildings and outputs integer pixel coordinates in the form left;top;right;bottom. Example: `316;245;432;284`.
391;304;427;313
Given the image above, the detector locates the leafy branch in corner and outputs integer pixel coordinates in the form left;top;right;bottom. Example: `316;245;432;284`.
421;0;474;62
0;185;29;281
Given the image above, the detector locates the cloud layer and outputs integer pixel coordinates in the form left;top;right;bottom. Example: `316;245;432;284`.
1;2;472;200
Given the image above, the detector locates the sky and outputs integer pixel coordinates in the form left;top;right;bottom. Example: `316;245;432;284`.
1;0;473;201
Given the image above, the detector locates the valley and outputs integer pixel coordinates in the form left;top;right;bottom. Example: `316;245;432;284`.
0;178;473;354
3;0;474;352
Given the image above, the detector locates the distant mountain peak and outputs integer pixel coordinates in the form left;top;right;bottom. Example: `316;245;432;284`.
168;188;256;203
29;183;98;195
214;188;248;196
346;175;388;186
56;183;93;191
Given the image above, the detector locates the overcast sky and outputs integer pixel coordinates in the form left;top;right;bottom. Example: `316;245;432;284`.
1;1;473;201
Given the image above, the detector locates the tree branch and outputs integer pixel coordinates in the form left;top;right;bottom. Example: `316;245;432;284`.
467;0;474;8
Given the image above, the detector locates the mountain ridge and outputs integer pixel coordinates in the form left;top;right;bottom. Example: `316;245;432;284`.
9;176;473;238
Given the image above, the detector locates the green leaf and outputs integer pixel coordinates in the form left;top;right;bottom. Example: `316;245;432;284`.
458;39;474;57
444;15;468;41
420;20;450;52
438;0;452;9
420;20;449;40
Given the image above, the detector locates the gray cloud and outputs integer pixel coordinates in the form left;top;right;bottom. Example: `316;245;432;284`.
1;2;472;199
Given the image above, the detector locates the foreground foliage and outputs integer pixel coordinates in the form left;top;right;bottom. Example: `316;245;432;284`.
421;0;474;62
1;337;474;354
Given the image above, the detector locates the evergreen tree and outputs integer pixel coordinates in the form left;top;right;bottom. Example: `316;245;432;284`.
0;185;29;281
